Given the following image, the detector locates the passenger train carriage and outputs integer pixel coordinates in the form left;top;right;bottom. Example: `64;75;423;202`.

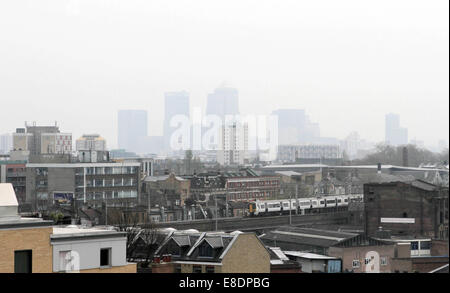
247;194;363;216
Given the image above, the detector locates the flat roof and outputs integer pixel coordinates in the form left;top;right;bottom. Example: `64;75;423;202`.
51;225;126;241
0;217;53;229
27;162;140;168
52;225;123;235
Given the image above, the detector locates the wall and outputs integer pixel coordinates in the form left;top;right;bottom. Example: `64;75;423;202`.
79;263;136;273
328;244;396;273
48;167;76;198
221;233;270;273
431;240;449;256
51;237;127;272
179;263;221;273
0;226;53;273
364;182;445;238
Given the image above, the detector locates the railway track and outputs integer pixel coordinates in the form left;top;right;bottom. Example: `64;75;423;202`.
150;210;350;232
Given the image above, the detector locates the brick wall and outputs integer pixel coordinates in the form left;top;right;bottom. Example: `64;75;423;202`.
364;182;444;237
0;226;53;273
328;244;396;273
221;234;270;273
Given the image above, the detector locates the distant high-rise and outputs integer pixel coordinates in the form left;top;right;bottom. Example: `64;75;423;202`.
0;134;12;154
117;110;148;153
385;113;408;146
76;134;107;151
272;109;320;145
206;87;239;119
12;122;72;155
163;91;190;153
217;121;248;166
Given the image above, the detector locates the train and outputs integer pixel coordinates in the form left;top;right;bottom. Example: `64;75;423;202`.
247;194;363;217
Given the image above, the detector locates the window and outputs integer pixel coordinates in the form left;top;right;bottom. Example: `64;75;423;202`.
199;243;214;257
420;241;431;250
94;179;104;187
100;248;111;267
193;265;202;273
380;257;388;266
364;257;374;265
14;250;32;273
352;260;360;269
205;266;215;273
410;242;419;250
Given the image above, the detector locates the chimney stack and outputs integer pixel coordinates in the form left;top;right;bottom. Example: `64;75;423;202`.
402;147;408;167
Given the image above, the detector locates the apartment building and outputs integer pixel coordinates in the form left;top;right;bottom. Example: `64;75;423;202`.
26;162;141;212
0;183;136;273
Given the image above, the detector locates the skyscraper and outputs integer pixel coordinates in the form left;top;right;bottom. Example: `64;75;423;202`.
117;110;148;153
272;109;320;145
163;91;190;153
206;87;239;119
385;113;408;146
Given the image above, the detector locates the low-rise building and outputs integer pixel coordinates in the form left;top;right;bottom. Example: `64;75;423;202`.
364;179;449;239
152;230;271;273
327;233;396;273
267;247;302;273
51;225;136;273
0;183;53;273
26;162;141;212
283;251;341;273
1;183;137;273
259;226;359;255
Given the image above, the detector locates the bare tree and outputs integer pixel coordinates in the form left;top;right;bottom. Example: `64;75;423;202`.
107;203;165;267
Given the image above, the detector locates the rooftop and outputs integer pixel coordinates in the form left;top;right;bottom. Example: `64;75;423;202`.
283;251;338;260
51;225;125;240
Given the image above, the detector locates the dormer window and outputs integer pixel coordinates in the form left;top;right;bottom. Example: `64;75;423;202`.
198;242;214;257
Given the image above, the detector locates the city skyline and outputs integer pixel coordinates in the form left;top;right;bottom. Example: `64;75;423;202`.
0;0;448;149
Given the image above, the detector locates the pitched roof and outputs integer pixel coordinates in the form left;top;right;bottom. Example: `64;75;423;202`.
205;237;224;248
260;226;358;249
331;234;392;248
172;235;192;247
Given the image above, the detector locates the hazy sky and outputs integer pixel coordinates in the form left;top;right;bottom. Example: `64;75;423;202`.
0;0;448;149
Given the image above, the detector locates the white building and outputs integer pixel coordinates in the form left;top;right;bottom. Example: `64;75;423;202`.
76;134;107;152
51;225;136;273
41;133;72;154
217;122;248;166
277;144;343;163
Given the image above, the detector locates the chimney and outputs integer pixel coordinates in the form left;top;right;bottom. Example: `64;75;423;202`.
377;163;381;174
402;147;408;167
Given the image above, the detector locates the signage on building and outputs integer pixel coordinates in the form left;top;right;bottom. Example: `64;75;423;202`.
54;192;74;205
380;217;415;224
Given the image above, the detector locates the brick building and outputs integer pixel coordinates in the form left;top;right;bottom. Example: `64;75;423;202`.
1;183;137;273
328;234;396;273
363;179;449;239
152;230;270;273
0;184;53;273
